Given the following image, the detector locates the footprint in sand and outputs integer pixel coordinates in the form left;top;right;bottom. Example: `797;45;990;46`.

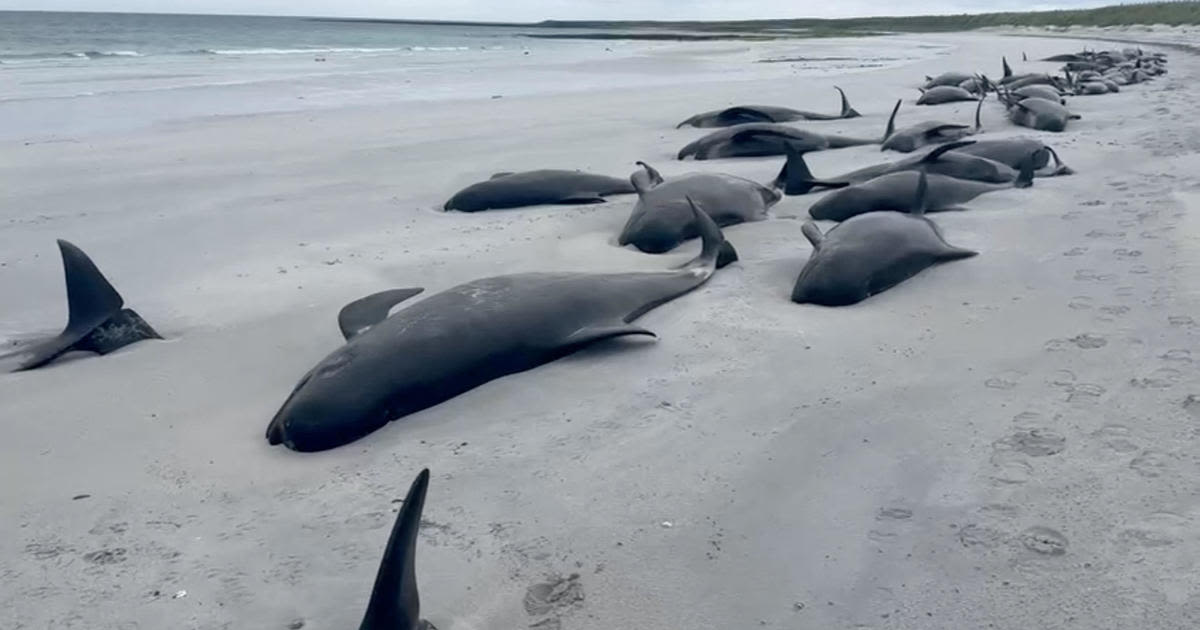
524;573;584;618
1130;368;1182;389
1068;296;1094;310
1130;450;1171;478
1063;247;1088;257
82;548;128;565
993;429;1066;457
1094;424;1140;454
958;524;1007;549
1019;527;1068;556
1168;315;1195;327
1161;349;1192;363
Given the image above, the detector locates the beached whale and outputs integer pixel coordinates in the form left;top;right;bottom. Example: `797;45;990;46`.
792;171;977;306
677;122;881;160
1012;84;1067;105
443;170;635;212
807;152;1035;221
676;87;860;128
949;137;1074;176
880;97;984;153
1;240;160;372
618;161;791;253
923;71;975;89
266;202;737;452
1001;96;1080;132
775;140;1023;197
916;85;979;105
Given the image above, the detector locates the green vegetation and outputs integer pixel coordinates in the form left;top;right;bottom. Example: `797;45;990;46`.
534;1;1200;33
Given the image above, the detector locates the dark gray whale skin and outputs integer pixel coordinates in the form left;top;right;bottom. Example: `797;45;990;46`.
677;122;880;160
618;161;783;253
792;172;978;306
357;469;430;630
808;153;1034;222
774;140;1021;197
266;202;737;452
443;170;635;212
676;87;861;128
2;239;160;372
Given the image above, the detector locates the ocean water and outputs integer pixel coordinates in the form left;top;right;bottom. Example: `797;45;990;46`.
0;11;535;61
0;12;946;140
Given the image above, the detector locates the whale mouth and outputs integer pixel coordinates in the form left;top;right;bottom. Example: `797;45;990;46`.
266;416;284;445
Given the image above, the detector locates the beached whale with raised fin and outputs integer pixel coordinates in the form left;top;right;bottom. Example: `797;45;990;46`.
807;150;1036;221
618;161;793;253
792;171;978;306
267;201;737;452
880;97;985;153
676;87;861;128
2;240;160;372
677;119;884;161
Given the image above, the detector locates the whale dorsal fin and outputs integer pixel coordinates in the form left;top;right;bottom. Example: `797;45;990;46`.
1003;56;1013;78
801;222;824;250
489;172;515;180
835;87;860;118
972;94;985;131
13;240;148;371
631;161;664;194
60;239;125;335
884;99;901;141
912;169;930;216
359;469;430;630
338;288;425;340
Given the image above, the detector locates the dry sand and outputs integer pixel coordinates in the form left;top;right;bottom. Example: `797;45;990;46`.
2;31;1200;629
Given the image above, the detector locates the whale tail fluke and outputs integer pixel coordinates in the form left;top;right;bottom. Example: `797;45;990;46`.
775;144;850;196
360;469;430;630
13;240;160;371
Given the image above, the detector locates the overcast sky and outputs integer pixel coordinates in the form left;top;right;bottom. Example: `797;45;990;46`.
0;0;1128;22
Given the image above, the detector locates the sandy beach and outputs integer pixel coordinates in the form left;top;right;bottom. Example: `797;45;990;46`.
3;28;1200;629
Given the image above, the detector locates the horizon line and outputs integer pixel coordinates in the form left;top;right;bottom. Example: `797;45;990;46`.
0;3;1155;26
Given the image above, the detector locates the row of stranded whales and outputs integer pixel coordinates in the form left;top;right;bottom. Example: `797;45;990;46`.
675;86;861;128
618;160;786;253
266;202;735;451
0;40;1171;629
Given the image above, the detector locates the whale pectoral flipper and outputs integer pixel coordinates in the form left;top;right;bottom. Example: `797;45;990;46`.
924;124;970;139
555;193;607;205
359;469;429;630
561;324;656;351
717;107;775;125
338;288;425;340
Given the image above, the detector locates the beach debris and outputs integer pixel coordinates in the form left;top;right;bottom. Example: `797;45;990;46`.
173;590;188;599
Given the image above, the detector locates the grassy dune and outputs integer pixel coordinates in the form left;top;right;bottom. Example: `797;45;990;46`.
532;2;1200;37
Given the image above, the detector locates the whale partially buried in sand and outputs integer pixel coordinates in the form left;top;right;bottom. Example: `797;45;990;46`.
267;201;737;452
1;240;160;372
